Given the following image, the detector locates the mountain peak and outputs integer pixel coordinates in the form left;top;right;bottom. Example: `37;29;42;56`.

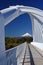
22;33;31;37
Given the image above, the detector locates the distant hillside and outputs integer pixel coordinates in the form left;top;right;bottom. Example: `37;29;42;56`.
5;36;33;50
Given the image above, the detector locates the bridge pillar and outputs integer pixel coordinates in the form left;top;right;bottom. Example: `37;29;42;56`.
29;14;42;43
0;12;5;52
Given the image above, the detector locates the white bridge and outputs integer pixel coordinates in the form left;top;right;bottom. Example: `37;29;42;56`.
0;5;43;65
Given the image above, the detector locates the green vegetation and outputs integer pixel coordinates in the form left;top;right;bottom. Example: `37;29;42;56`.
5;37;33;50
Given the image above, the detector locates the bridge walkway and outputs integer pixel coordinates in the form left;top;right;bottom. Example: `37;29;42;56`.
23;44;43;65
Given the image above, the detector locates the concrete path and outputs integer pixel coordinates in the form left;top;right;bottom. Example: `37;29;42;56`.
23;45;30;65
23;44;43;65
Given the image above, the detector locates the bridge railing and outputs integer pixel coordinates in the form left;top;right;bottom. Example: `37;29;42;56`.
0;42;27;65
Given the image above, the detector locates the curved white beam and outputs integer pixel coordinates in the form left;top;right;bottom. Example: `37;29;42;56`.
2;5;43;26
0;5;25;14
19;7;43;17
4;10;43;26
31;13;43;23
0;5;43;17
4;10;25;26
0;6;19;13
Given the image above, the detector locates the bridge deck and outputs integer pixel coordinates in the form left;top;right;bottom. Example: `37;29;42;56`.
20;44;43;65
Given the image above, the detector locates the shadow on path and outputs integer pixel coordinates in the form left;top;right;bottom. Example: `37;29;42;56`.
28;45;35;65
22;46;27;65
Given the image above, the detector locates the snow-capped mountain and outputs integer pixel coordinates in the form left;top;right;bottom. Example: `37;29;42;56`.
22;33;31;37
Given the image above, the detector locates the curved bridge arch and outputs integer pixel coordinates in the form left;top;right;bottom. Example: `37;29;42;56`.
0;5;43;51
0;5;43;25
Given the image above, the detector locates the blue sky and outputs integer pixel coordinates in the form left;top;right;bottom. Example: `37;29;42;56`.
0;0;43;37
5;13;32;37
0;0;43;10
